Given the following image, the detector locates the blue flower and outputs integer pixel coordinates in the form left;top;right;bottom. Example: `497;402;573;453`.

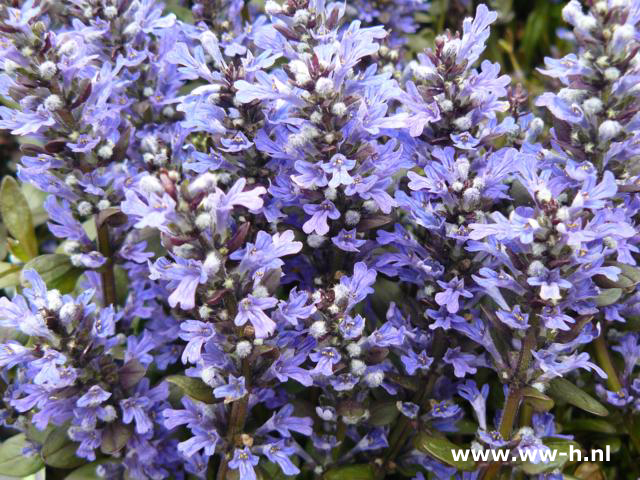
228;447;259;480
234;294;278;338
213;375;247;403
262;440;300;475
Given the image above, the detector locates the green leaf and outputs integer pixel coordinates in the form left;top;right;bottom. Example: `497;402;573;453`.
166;375;215;403
368;401;399;427
413;432;475;471
323;464;376;480
100;423;131;455
594;288;622;307
522;386;555;412
165;0;194;21
0;223;8;260
518;438;581;475
0;176;37;260
41;426;85;469
21;183;48;227
23;254;82;293
0;262;22;289
0;434;44;477
65;461;114;480
594;435;621;454
258;461;298;480
547;378;609;417
565;418;617;434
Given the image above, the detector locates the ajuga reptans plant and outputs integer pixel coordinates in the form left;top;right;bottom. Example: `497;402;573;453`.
1;0;640;479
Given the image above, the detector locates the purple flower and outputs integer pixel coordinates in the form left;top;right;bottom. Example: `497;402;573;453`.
302;200;341;236
443;347;478;378
401;350;434;375
234;294;278;338
120;396;152;434
256;404;313;437
478;430;507;448
179;320;217;364
262;441;300;476
228;447;259;480
332;229;366;252
527;269;572;302
435;277;473;314
397;402;420;419
339;262;377;310
458;381;489;431
322;154;356;188
496;306;529;330
178;427;220;457
149;256;208;310
267;350;314;387
213;375;247;403
76;386;112;408
310;347;341;376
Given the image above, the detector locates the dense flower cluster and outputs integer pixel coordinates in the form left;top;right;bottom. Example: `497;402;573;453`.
1;0;640;479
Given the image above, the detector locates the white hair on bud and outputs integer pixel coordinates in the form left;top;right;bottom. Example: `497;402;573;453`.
310;320;327;338
77;201;93;216
331;102;347;116
350;359;366;376
189;172;218;195
582;97;603;115
293;9;310;25
38;61;57;79
307;234;326;248
139;175;164;195
97;144;113;159
364;370;385;388
46;290;63;312
315;77;334;97
265;0;283;14
346;342;362;357
44;94;63;111
345;210;361;226
203;251;222;277
236;340;252;358
104;6;117;18
252;286;269;298
527;260;545;277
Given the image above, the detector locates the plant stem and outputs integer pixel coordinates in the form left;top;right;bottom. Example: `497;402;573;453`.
95;218;117;307
376;345;440;479
482;330;536;480
592;329;640;453
216;293;250;480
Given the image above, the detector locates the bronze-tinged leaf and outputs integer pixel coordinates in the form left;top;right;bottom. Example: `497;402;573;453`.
100;423;132;455
227;222;251;253
96;207;128;228
119;359;147;390
357;214;392;231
